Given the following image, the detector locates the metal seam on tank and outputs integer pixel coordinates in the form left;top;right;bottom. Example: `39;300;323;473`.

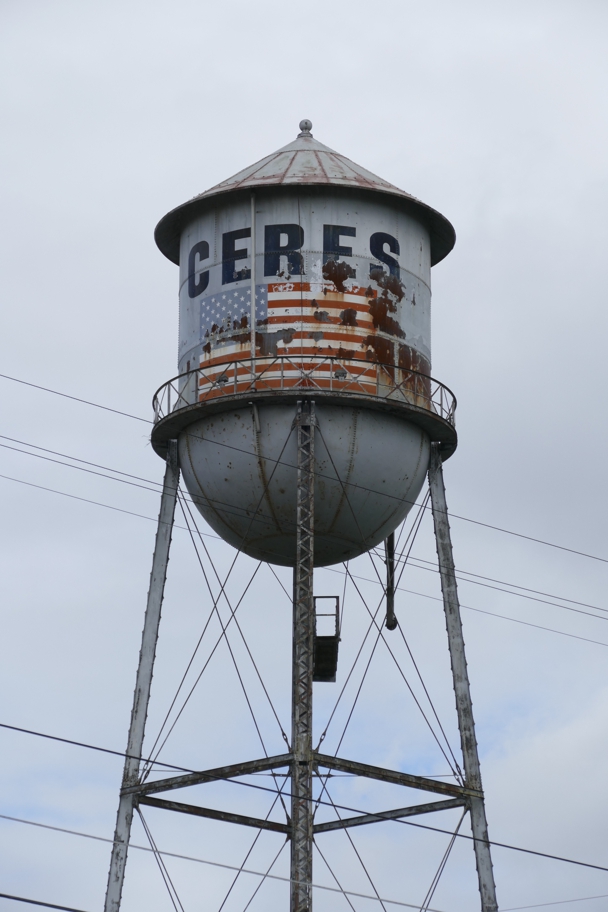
358;428;429;545
325;408;359;537
177;253;431;297
251;403;284;533
183;430;244;539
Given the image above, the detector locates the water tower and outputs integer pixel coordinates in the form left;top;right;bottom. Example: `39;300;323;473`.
105;122;498;911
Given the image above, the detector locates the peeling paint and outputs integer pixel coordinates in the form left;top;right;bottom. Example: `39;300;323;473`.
369;267;406;303
340;308;358;327
256;328;296;356
322;259;355;293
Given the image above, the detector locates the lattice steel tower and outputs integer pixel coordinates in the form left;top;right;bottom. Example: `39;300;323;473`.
105;121;498;912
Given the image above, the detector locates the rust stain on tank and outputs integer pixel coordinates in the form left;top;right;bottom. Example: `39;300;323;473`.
340;307;358;327
363;335;394;364
256;328;296;356
370;267;406;302
367;293;405;339
397;343;430;376
322;259;355;293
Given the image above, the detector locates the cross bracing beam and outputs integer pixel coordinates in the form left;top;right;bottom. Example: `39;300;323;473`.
123;752;293;797
138;796;290;834
313;798;467;834
314;754;480;800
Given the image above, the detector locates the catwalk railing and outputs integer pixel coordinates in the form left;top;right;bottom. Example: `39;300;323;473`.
152;355;457;426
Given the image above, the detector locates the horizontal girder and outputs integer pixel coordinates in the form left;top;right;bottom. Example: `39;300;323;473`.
313;797;467;834
139;795;290;834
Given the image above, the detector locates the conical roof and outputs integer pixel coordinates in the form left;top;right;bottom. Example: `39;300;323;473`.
155;121;455;265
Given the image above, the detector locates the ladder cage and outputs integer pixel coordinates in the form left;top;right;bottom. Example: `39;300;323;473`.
313;596;340;683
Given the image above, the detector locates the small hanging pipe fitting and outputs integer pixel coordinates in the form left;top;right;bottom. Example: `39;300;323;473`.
385;530;397;630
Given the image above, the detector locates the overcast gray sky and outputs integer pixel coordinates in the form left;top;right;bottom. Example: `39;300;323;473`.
1;2;608;911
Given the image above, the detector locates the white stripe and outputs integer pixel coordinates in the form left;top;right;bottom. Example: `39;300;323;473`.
266;307;373;323
267;291;368;305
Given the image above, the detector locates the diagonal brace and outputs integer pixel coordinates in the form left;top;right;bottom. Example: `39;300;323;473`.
313;797;467;834
315;753;480;800
139;796;290;834
124;753;293;797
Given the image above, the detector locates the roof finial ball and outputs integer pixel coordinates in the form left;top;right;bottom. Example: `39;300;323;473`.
298;119;313;137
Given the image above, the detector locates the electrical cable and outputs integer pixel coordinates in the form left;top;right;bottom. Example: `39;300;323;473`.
137;808;185;912
142;560;262;779
322;567;608;649
312;432;460;775
419;809;466;912
0;740;607;874
370;499;464;779
0;373;151;423
240;839;287;912
4;432;604;635
322;783;388;912
315;490;430;753
398;557;608;624
140;556;261;779
177;493;290;818
343;565;463;776
5;461;601;649
386;552;608;615
0;895;90;912
502;895;608;910
181;493;289;745
314;839;358;912
0;812;447;912
2;369;607;566
144;422;295;775
215;786;288;912
1;461;604;649
4;433;605;631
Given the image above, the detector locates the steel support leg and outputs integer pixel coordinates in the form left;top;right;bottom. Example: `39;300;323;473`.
104;440;180;912
428;443;498;912
291;401;316;912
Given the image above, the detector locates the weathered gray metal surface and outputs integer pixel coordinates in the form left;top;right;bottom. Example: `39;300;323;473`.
125;752;292;797
177;401;430;567
139;796;290;834
428;444;498;912
104;442;180;912
175;189;434;382
315;753;479;800
151;356;457;460
291;401;315;912
313;797;467;834
155;123;455;267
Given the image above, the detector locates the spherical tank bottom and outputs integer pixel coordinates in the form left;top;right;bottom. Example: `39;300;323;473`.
178;401;430;567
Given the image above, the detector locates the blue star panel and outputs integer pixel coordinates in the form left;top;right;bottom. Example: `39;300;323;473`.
200;285;269;337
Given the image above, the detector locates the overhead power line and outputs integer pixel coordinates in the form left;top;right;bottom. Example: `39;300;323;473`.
0;813;445;912
0;894;90;912
0;373;150;423
323;567;608;649
1;727;608;874
2;435;606;626
0;469;605;649
1;370;607;566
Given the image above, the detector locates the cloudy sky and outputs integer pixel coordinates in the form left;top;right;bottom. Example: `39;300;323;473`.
1;1;607;911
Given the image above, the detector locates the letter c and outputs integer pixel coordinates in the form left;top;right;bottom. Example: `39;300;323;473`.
188;240;210;298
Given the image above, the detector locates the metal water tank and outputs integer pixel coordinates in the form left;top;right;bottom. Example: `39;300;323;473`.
152;121;457;567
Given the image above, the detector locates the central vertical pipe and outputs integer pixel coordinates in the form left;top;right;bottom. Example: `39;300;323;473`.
250;193;256;380
291;399;316;912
